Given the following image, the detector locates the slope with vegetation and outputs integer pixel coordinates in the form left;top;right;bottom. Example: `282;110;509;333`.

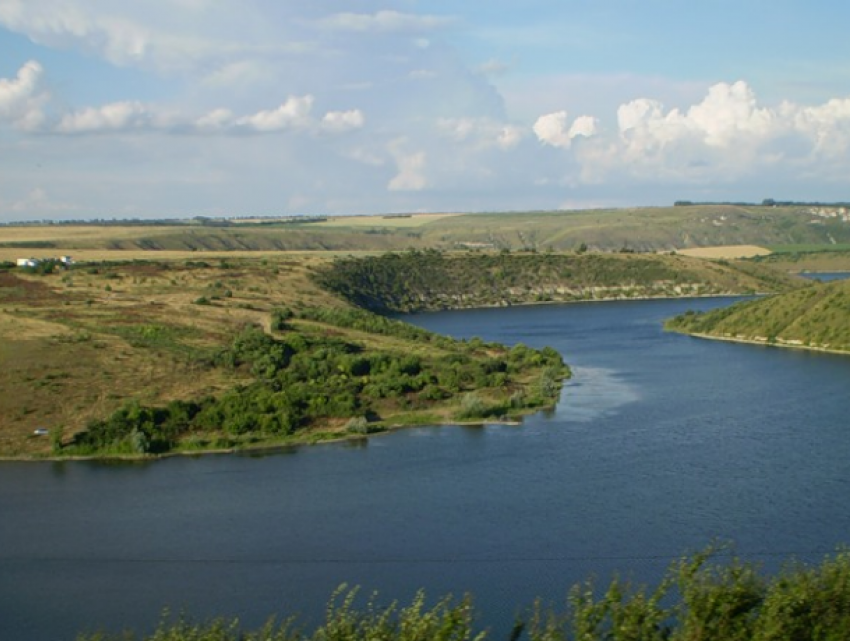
666;279;850;353
0;255;567;458
77;547;850;641
6;203;850;255
0;247;802;458
313;250;803;313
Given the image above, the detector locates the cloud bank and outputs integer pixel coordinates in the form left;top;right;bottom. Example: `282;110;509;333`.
2;2;850;219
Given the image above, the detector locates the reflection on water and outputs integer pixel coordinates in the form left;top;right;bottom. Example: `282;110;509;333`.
558;366;640;422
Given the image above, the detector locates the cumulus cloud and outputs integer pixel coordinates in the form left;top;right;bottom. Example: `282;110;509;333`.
573;80;850;186
533;110;598;149
57;101;155;133
235;95;314;132
321;109;365;133
319;11;453;33
0;60;48;130
13;82;363;137
617;81;777;153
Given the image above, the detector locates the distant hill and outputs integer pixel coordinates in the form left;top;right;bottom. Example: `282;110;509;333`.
666;279;850;353
5;204;850;254
312;250;803;313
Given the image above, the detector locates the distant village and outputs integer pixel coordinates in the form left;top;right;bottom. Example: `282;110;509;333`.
15;255;74;268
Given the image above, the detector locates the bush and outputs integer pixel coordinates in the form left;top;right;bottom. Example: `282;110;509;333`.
456;393;488;420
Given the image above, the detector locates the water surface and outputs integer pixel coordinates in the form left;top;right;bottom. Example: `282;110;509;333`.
3;297;850;639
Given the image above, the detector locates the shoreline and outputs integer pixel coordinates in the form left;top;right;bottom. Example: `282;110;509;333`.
0;287;794;464
0;415;532;464
398;289;770;315
682;331;850;356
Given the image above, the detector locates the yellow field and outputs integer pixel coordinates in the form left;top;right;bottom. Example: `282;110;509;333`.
316;213;463;228
678;245;772;259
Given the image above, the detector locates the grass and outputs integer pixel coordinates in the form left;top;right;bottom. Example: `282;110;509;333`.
0;257;337;456
0;223;810;457
768;243;850;253
5;204;850;255
665;279;850;353
0;253;573;458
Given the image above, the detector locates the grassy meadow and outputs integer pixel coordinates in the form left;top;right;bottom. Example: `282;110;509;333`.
0;256;331;455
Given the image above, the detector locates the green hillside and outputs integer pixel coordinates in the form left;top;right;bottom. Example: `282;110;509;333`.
313;250;804;313
0;257;568;458
666;279;850;353
6;203;850;254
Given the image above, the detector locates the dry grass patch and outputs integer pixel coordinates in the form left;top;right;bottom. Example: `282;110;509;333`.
0;255;350;455
678;245;772;259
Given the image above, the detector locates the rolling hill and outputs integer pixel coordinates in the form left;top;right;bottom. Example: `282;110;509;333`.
665;279;850;353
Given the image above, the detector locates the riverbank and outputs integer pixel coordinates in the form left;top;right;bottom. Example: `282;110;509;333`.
684;331;850;356
0;413;532;463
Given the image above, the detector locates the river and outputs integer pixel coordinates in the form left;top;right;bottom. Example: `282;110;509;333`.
2;297;850;640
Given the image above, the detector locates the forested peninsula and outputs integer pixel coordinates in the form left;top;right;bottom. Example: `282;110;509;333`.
666;278;850;353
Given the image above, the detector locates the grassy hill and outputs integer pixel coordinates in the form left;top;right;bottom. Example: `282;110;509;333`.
5;203;850;255
313;250;804;313
666;279;850;353
0;256;571;458
0;248;802;457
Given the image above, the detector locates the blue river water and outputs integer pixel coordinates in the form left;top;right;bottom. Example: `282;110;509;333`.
2;296;850;640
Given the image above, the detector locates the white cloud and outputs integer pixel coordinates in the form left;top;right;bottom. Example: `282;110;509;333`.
0;1;313;75
533;111;597;149
438;117;523;150
0;60;48;130
574;80;850;186
235;95;314;132
388;139;427;191
57;100;154;133
319;11;453;34
568;115;598;139
11;82;362;136
617;82;777;153
321;109;365;133
195;108;234;131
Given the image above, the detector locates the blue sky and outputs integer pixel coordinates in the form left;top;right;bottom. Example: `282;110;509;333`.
1;1;849;221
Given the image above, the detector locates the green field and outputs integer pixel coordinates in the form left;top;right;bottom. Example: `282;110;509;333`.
5;204;850;255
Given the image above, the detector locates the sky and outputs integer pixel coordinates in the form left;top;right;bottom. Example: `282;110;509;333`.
1;1;850;221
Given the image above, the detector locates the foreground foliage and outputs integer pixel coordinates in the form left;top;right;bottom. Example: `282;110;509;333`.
77;547;850;640
666;279;850;353
61;307;569;456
